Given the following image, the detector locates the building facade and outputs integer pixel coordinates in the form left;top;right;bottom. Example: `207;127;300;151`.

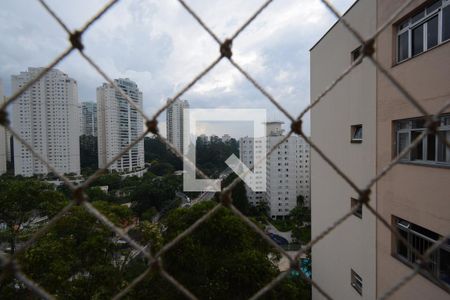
376;0;450;298
311;0;449;299
12;68;80;176
80;101;97;136
0;79;6;175
240;122;311;219
166;99;189;154
97;78;145;175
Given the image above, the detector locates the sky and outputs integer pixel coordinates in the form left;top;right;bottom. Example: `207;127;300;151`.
0;0;357;138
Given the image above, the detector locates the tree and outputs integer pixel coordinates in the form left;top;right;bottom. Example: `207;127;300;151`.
144;137;182;170
130;175;180;216
1;201;158;299
220;173;251;214
149;162;174;176
290;205;311;244
91;173;122;190
0;177;67;254
141;201;311;300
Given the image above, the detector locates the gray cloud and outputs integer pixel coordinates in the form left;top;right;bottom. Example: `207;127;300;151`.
0;0;356;136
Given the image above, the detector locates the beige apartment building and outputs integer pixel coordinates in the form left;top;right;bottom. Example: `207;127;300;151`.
311;0;450;299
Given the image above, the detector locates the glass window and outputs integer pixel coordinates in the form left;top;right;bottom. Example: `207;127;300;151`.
398;132;410;156
394;216;450;288
412;11;425;24
412;24;424;56
397;1;449;61
351;269;363;295
444;6;450;41
410;131;424;160
439;247;450;286
351;125;363;143
427;0;442;14
351;198;362;218
437;131;450;163
427;16;439;48
398;32;409;61
395;114;450;166
426;133;436;161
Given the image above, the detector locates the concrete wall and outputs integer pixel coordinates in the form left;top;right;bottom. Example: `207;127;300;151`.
376;0;450;298
310;0;377;299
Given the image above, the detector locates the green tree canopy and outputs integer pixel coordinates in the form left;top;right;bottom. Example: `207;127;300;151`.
133;201;311;300
0;177;67;254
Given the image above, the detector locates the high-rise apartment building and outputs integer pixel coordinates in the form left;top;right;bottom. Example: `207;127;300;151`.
97;78;144;176
166;99;189;154
311;0;449;299
80;101;97;136
11;68;80;177
0;79;6;175
240;122;310;219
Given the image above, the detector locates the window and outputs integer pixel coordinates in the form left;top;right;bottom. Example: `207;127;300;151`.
397;0;450;62
395;114;450;166
351;125;363;143
393;216;450;288
351;45;362;63
351;269;363;295
351;198;362;218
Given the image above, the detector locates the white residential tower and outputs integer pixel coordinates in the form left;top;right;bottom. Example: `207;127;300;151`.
240;122;311;219
166;99;189;154
97;78;145;175
11;68;80;176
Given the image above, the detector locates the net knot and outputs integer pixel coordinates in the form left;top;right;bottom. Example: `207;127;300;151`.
220;190;232;207
0;109;10;127
70;30;84;51
358;188;371;204
73;186;87;205
220;39;233;59
291;119;303;135
362;38;375;57
146;119;159;135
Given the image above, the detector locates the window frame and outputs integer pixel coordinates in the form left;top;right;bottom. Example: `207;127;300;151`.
350;269;363;295
351;124;363;143
397;0;450;63
351;197;363;219
392;216;450;289
394;114;450;167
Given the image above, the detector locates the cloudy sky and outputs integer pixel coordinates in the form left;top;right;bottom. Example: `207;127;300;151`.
0;0;356;137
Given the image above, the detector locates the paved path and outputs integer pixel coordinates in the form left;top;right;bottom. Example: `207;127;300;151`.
265;222;293;243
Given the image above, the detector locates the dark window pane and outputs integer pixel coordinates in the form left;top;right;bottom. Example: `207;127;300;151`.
412;24;424;56
444;6;450;41
398;31;409;61
426;0;441;14
353;126;362;140
398;132;410;157
397;229;409;259
437;131;450;163
427;134;436;161
427;16;439;48
411;131;424;160
412;10;425;24
440;247;450;285
397;120;410;130
412;119;425;129
399;19;410;30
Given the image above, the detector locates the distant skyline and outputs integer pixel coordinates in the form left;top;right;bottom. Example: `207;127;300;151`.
1;0;357;137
